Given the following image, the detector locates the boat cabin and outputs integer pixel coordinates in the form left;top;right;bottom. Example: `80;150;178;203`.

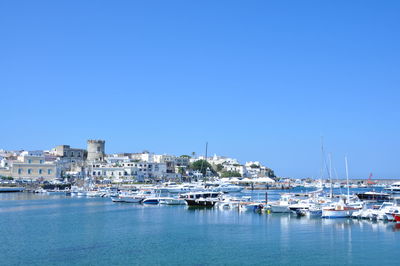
180;192;220;199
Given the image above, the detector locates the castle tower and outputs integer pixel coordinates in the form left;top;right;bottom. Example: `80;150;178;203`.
87;140;105;162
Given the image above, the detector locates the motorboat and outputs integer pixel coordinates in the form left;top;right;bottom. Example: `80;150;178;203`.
356;191;390;202
270;194;294;213
212;183;243;193
385;206;400;221
87;190;106;197
112;195;143;203
216;196;251;210
288;199;316;213
180;191;222;207
159;197;187;205
239;202;263;212
308;205;322;217
370;202;395;220
34;188;48;193
295;208;308;216
164;184;203;193
384;182;400;193
111;191;144;203
142;198;160;204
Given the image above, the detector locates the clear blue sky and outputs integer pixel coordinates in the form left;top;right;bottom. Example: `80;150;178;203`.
1;1;399;179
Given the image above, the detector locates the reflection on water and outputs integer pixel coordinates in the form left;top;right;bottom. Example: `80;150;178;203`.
1;193;400;266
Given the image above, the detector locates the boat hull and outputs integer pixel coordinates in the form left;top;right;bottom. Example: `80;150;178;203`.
185;199;217;207
270;205;291;213
142;198;160;204
322;209;355;218
112;197;143;203
160;198;186;205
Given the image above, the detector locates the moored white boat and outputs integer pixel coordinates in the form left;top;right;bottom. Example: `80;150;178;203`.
322;200;358;218
270;194;293;213
159;197;187;205
384;182;400;194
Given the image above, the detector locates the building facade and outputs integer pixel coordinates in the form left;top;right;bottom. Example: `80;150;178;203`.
10;154;59;180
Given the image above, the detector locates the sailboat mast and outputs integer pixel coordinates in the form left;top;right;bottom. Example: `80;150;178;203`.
320;137;325;188
345;156;350;203
329;153;333;198
205;142;208;163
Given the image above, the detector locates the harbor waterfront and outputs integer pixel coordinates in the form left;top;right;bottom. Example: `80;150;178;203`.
1;188;400;266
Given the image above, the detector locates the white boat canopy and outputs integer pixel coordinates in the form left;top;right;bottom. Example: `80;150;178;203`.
238;178;252;183
252;177;275;183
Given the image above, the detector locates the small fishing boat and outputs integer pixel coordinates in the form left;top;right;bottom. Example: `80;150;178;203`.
322;200;358;218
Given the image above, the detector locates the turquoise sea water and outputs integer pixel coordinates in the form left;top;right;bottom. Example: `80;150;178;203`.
1;191;399;266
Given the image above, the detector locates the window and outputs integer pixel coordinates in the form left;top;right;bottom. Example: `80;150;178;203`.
28;159;32;164
27;169;32;174
71;152;74;157
78;152;81;157
18;168;22;174
47;169;52;175
97;147;101;152
40;160;44;164
93;171;96;175
39;169;43;174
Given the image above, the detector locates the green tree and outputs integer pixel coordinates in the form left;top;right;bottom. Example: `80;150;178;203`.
250;164;260;169
177;167;186;175
220;171;242;178
190;160;216;176
180;155;191;158
215;164;224;172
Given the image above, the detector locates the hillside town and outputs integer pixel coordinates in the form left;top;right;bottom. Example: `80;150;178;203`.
0;140;276;185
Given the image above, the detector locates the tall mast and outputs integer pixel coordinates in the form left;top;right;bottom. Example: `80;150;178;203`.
200;142;208;181
320;137;325;187
205;142;208;163
345;156;350;203
329;153;333;198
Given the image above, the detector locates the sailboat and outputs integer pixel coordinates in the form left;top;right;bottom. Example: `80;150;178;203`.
322;156;359;218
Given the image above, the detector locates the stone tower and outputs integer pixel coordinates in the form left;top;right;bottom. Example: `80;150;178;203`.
86;140;105;162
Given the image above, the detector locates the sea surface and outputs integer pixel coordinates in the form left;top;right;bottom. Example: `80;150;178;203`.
0;189;399;266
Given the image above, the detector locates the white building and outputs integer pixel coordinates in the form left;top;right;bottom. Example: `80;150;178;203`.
90;161;170;182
